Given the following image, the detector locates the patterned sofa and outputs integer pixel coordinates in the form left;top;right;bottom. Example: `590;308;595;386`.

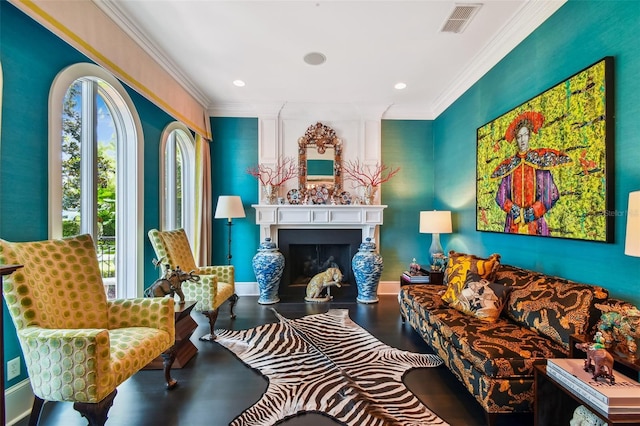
399;256;609;426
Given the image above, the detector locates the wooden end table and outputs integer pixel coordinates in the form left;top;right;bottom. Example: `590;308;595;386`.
144;300;198;388
535;364;640;425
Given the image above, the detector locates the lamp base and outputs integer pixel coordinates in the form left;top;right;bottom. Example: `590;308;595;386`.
428;233;444;270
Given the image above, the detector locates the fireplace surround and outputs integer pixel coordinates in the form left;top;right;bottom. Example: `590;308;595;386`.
252;204;387;301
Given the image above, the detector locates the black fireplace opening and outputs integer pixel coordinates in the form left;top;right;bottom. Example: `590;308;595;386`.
278;229;362;302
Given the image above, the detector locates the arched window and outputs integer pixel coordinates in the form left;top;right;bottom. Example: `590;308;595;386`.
160;122;196;242
49;63;144;299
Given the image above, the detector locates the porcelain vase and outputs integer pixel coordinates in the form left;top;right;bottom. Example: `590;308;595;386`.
352;237;383;304
252;237;284;304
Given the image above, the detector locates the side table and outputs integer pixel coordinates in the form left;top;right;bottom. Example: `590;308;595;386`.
534;364;640;425
144;300;198;386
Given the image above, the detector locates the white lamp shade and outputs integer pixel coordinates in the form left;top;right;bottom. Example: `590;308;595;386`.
419;211;452;234
625;191;640;257
214;195;246;219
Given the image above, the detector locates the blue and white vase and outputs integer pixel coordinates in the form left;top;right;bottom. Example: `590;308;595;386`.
252;237;284;305
352;237;383;304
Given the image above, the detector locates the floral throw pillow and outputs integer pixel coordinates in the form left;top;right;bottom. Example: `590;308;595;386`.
450;271;512;322
441;251;501;305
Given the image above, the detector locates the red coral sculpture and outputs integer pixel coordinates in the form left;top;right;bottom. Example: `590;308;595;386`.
247;156;298;187
342;160;400;187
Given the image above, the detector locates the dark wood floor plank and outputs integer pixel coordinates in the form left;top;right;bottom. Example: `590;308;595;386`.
16;295;533;426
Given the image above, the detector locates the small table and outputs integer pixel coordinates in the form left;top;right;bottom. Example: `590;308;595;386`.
535;364;640;425
144;300;198;387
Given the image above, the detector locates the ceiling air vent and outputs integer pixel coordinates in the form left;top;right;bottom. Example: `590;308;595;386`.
441;4;482;34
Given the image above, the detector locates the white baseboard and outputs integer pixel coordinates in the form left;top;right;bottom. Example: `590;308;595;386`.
5;379;34;425
235;281;400;297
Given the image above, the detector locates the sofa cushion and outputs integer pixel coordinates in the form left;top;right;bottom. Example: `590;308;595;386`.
449;271;512;322
503;271;609;350
441;251;501;305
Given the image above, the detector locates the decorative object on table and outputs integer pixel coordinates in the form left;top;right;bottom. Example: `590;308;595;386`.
574;342;615;384
419;210;453;268
569;405;608;426
304;267;343;302
342;159;400;205
352;237;383;304
252;237;284;305
144;261;201;304
476;57;614;242
409;258;420;274
214;195;246;265
215;309;444;426
247;156;298;204
594;301;640;356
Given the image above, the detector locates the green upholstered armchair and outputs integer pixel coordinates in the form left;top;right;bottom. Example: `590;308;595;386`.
0;234;175;426
148;228;238;341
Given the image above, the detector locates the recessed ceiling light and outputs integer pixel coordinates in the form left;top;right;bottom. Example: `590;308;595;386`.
303;52;326;66
233;80;246;87
394;82;407;90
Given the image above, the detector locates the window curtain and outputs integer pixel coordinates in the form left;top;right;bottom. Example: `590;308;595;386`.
194;133;212;265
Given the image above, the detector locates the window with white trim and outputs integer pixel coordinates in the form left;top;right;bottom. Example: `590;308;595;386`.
160;122;195;242
49;63;144;299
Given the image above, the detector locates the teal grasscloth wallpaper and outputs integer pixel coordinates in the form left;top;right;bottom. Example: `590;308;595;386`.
2;0;640;392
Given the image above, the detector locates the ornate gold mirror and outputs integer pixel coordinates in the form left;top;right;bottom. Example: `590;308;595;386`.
298;122;342;194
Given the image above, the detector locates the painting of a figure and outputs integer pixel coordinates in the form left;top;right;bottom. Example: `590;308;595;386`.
476;57;614;242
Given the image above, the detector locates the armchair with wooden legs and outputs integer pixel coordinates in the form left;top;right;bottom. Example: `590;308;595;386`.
148;228;238;341
0;234;175;426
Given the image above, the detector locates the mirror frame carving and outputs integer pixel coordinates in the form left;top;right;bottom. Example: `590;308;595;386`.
298;122;342;194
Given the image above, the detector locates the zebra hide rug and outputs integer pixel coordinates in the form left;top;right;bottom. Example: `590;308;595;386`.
215;309;447;426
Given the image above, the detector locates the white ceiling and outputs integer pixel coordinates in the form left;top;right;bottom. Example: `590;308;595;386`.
95;0;565;119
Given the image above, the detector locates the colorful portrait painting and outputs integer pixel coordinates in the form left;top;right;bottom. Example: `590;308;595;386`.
476;57;614;242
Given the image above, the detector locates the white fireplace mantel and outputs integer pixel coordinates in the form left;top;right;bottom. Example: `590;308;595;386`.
252;204;387;245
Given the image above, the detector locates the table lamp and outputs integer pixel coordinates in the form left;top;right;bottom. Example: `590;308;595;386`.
625;191;640;257
419;210;452;269
214;195;246;264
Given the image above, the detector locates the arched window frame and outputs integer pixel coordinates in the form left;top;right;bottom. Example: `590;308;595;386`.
48;63;144;298
159;122;196;243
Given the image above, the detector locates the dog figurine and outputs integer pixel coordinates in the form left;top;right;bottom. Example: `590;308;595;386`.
305;267;343;303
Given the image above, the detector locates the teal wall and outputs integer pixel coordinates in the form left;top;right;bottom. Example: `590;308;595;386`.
210;117;260;280
380;120;436;279
0;1;170;387
433;0;640;306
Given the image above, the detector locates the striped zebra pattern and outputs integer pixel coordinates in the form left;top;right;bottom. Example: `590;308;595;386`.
215;309;447;426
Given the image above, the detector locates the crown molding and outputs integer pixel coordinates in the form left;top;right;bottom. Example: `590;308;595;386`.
431;0;567;117
93;0;210;107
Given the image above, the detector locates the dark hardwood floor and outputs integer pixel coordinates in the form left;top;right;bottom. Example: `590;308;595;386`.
19;295;533;426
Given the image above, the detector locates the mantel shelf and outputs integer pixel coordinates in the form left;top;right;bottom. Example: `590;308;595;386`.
251;204;387;245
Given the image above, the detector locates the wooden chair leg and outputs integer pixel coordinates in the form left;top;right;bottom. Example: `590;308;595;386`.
73;389;117;426
199;308;220;341
28;396;45;426
229;293;239;319
161;350;178;389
